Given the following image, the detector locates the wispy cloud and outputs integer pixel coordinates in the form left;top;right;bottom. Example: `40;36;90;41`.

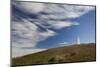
13;2;94;19
12;20;38;48
59;42;68;47
12;47;46;58
12;2;95;57
47;21;80;29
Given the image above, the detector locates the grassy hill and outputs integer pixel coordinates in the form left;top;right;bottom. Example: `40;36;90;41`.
12;43;96;66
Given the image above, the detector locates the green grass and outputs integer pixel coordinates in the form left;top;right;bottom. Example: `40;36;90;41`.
12;43;96;66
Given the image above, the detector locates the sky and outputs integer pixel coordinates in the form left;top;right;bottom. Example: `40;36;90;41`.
11;1;96;57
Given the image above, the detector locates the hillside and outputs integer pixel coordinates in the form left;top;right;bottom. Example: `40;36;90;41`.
12;43;96;66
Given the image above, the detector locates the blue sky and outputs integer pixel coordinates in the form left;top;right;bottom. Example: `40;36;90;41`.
36;9;96;49
12;2;96;57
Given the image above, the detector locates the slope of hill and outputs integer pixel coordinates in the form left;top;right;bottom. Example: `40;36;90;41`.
12;43;96;66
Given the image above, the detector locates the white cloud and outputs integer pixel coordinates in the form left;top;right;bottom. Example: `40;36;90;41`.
13;2;94;19
62;5;95;18
59;42;68;47
12;47;46;58
12;19;57;48
37;29;56;40
42;4;95;19
13;2;45;14
60;42;68;44
48;21;80;29
12;19;39;48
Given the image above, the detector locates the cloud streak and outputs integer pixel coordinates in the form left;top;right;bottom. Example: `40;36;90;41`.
47;21;80;29
12;47;46;57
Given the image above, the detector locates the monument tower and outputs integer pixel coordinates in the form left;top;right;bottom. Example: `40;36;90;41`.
76;36;80;45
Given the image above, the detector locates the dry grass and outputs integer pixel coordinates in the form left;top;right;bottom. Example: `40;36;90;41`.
12;43;96;66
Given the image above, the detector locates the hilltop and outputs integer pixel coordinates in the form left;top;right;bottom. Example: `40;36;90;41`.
12;43;96;66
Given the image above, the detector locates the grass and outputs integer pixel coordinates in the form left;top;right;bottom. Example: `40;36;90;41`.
12;43;96;66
